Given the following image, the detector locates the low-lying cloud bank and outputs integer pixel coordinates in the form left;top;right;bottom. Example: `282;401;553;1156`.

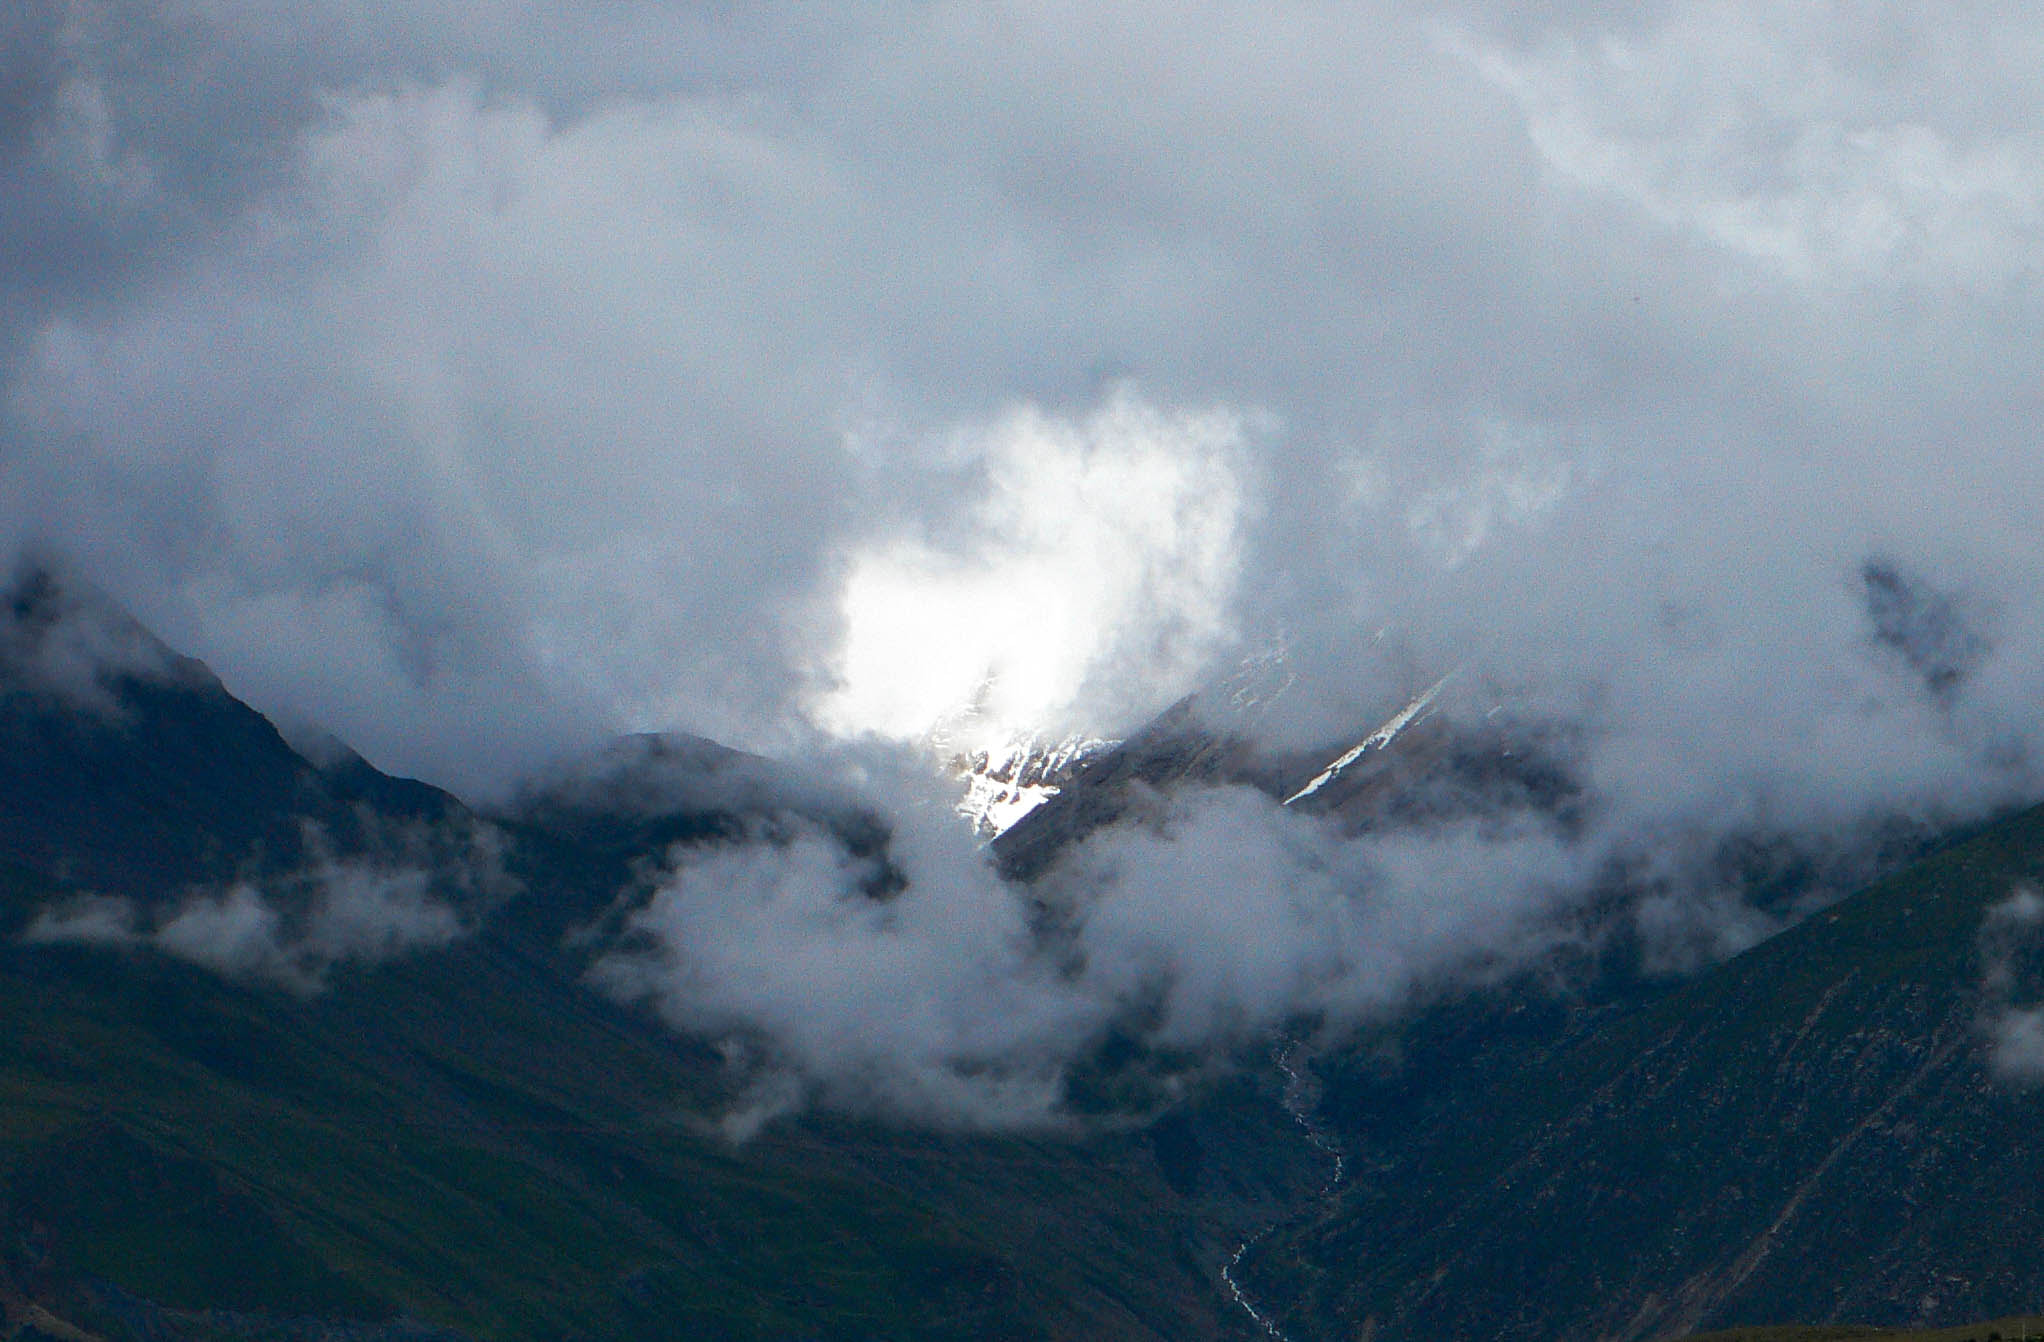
25;818;507;993
568;744;1747;1128
1978;887;2044;1086
7;3;2044;1121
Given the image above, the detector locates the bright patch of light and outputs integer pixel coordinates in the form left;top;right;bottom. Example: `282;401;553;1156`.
816;389;1251;751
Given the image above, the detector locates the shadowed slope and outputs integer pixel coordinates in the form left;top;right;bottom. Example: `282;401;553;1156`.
1248;803;2044;1341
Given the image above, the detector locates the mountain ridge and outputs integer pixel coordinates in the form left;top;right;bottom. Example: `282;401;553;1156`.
4;572;2042;1341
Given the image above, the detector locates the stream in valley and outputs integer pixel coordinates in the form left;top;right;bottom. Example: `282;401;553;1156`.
1219;1036;1347;1340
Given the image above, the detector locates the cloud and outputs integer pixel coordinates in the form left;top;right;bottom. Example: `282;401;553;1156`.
818;388;1255;748
0;564;186;716
7;2;2044;1119
1450;5;2044;290
0;2;1530;787
1978;885;2044;1085
22;817;498;992
154;862;464;992
1053;785;1590;1043
583;770;1591;1128
588;811;1088;1128
1988;1010;2044;1085
23;891;138;946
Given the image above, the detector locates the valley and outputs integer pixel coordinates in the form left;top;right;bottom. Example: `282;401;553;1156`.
2;575;2041;1341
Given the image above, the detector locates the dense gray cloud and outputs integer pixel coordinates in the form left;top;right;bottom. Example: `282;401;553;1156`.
8;2;2044;1119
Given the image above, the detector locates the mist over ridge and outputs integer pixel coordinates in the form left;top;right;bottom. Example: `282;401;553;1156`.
7;2;2044;1123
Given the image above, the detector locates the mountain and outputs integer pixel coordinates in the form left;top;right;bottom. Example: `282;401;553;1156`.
948;732;1109;840
990;675;1579;884
1688;1324;2044;1342
974;629;2044;1342
7;569;2044;1342
0;571;466;911
0;572;1318;1341
1236;798;2044;1340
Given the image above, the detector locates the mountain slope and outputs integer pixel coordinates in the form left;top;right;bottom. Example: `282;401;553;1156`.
989;681;1579;885
0;578;1312;1342
11;572;2043;1341
0;887;1291;1342
1244;801;2044;1341
0;571;470;912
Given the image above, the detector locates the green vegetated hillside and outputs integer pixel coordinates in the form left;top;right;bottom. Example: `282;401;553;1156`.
1684;1320;2044;1342
0;875;1299;1342
1243;800;2044;1341
0;583;1316;1342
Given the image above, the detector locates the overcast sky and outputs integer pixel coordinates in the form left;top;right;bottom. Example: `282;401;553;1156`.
7;1;2041;790
9;2;2044;1119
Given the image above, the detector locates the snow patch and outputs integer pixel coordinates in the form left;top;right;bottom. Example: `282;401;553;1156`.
1283;670;1456;806
949;732;1111;838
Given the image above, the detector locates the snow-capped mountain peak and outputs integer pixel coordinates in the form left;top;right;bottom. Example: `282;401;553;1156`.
949;731;1112;838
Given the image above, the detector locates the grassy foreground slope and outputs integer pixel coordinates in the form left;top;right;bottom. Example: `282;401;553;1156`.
0;854;1307;1342
1251;802;2044;1342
